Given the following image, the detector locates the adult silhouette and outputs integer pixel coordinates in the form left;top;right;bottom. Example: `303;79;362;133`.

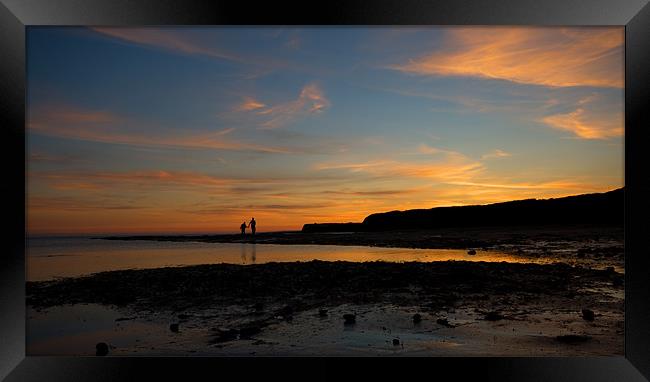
240;221;247;236
249;217;256;236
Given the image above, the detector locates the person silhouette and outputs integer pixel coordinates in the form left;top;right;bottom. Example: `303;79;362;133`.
240;221;247;236
249;217;256;236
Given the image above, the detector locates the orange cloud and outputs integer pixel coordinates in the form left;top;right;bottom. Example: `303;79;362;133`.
49;182;103;191
315;150;485;183
38;170;236;191
33;169;351;197
235;96;266;112
28;196;144;212
445;180;607;191
313;160;391;172
541;108;623;139
417;144;443;155
391;27;623;88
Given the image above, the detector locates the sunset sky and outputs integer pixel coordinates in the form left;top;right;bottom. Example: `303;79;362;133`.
27;27;624;234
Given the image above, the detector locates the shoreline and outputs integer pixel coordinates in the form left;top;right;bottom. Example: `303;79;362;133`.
96;224;623;249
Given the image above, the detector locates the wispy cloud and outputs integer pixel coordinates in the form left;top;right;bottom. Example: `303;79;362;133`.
28;105;297;154
313;160;390;172
390;27;623;88
37;169;243;187
322;188;423;197
481;149;512;160
540;94;623;139
29;196;145;212
91;27;241;62
239;83;330;129
417;144;443;155
375;85;554;116
284;33;302;50
32;169;353;195
33;170;238;195
235;96;266;112
29;152;89;165
445;180;603;191
90;27;325;80
541;109;623;140
315;149;485;183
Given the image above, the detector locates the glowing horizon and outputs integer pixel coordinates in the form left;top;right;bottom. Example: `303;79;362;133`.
27;27;624;235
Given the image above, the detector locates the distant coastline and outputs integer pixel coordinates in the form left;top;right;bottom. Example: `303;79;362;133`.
302;188;623;233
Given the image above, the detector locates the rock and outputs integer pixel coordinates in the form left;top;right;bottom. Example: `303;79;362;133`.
343;313;356;325
556;334;592;344
436;318;454;328
277;305;294;321
239;326;261;339
392;338;400;346
111;292;130;306
211;328;239;343
412;313;422;323
170;323;179;332
319;309;328;317
278;305;294;316
581;309;595;321
484;311;504;321
95;342;109;356
253;302;264;311
467;249;477;255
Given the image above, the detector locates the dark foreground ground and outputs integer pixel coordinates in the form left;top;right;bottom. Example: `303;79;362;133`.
27;258;624;356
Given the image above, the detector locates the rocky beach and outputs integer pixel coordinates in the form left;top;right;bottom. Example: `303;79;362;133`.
27;225;624;356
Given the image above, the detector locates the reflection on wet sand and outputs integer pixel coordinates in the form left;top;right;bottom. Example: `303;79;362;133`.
240;243;257;265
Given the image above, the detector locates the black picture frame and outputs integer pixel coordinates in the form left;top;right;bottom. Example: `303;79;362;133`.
1;0;649;380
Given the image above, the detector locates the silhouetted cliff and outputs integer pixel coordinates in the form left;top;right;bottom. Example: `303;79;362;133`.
301;188;623;233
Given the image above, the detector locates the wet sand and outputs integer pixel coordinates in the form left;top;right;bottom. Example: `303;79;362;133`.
27;259;624;356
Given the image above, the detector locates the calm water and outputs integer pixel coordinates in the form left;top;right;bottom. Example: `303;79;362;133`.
26;236;617;282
